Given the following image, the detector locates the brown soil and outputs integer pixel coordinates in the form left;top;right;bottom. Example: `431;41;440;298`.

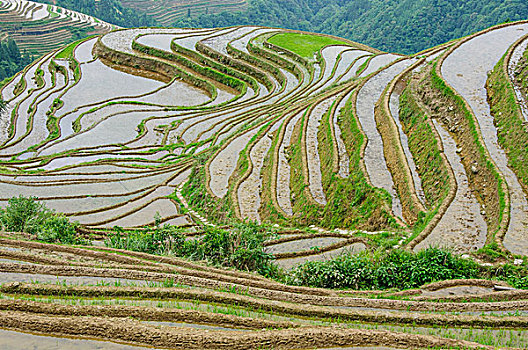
4;282;528;326
0;310;493;350
0;298;296;330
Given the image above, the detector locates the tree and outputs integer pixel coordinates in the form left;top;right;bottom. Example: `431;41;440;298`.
6;39;20;62
0;39;31;81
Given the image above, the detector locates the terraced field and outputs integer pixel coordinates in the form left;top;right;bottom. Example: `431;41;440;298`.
1;20;528;349
0;232;527;349
0;0;115;55
121;0;247;26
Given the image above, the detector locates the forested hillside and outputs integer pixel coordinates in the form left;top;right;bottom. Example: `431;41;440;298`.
173;0;528;54
35;0;528;54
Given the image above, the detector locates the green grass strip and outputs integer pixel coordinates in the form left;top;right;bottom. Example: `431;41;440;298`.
268;32;349;59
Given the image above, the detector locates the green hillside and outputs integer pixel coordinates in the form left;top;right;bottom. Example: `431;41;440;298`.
0;39;32;81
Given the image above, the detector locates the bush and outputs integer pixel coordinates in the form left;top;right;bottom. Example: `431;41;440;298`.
190;222;276;275
287;247;483;290
0;196;84;244
38;215;84;245
105;221;280;277
105;223;184;255
0;196;52;235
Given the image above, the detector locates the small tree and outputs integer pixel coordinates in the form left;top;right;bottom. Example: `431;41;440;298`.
0;196;51;234
0;196;84;244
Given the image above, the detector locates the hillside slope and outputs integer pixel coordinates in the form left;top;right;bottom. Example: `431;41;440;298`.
120;0;247;27
39;0;156;28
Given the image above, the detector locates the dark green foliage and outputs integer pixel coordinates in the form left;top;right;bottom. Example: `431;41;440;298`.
0;196;83;244
40;0;156;27
0;39;33;81
0;196;51;235
500;263;528;289
173;0;528;54
477;242;510;262
288;247;483;290
38;215;83;245
289;246;528;290
105;221;280;277
0;98;7;114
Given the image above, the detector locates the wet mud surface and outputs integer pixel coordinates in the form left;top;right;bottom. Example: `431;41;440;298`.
442;23;528;255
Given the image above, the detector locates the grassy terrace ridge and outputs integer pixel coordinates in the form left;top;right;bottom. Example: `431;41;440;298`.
486;38;528;195
374;61;427;225
398;86;450;210
267;32;351;59
398;70;455;249
54;36;97;60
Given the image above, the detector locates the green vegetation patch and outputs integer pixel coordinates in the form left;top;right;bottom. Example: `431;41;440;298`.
106;221;280;278
268;33;349;59
0;196;84;245
487;53;528;193
288;246;528;290
0;39;33;82
55;37;88;60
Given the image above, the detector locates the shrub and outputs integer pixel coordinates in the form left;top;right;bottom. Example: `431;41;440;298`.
0;196;52;235
191;222;276;274
105;221;280;277
38;215;84;245
105;224;184;255
0;196;84;244
287;247;483;290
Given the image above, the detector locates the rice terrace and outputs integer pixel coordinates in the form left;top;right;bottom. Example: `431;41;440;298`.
1;0;528;348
